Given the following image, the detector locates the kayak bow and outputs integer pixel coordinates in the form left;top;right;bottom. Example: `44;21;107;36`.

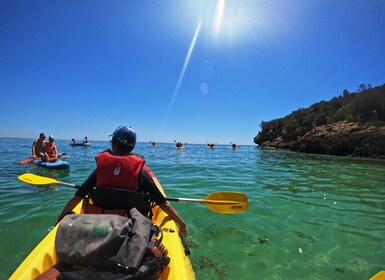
11;174;195;280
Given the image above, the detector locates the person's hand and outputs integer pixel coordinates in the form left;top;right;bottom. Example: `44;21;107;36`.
179;223;188;235
55;215;64;226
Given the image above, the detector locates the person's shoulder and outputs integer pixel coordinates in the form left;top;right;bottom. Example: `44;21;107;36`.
141;164;156;178
95;149;112;159
131;152;145;161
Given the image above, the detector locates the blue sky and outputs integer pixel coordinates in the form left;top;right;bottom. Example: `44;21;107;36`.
1;0;384;145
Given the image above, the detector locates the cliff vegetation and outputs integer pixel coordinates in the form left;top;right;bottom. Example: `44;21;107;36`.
254;84;385;159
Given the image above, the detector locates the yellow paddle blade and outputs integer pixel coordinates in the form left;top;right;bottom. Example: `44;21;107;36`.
201;192;248;214
18;173;60;185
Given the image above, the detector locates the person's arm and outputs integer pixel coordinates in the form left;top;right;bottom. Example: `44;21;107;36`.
55;170;97;225
31;140;37;157
55;195;82;225
159;202;188;234
53;144;59;158
140;167;188;234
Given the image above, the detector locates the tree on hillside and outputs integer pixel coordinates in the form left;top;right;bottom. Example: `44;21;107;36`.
342;89;350;97
254;83;385;144
358;84;367;92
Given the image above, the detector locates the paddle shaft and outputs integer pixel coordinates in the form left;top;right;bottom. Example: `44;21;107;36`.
18;173;248;214
18;174;213;202
37;181;232;204
60;181;79;188
167;197;240;205
167;197;199;203
52;183;241;206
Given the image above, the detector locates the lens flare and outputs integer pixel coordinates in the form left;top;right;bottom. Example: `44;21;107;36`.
161;20;202;130
200;82;209;95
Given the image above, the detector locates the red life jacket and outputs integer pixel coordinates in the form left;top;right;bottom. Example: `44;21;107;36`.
45;142;56;158
95;151;145;191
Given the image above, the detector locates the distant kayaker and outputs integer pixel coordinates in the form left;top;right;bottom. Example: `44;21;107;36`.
207;143;215;148
31;132;46;158
83;136;88;143
71;138;76;144
56;125;188;234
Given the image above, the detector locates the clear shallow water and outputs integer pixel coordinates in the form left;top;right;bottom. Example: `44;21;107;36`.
1;138;384;279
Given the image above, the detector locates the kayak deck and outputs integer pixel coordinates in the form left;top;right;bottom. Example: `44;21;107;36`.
10;179;195;280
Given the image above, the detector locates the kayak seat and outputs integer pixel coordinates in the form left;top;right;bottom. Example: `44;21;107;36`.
87;187;153;218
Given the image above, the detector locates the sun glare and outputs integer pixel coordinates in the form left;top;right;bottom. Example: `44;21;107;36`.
180;0;291;47
161;20;202;132
213;0;225;37
166;0;302;48
160;0;293;134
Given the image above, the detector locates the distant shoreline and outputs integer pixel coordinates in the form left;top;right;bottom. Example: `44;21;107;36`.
0;138;254;146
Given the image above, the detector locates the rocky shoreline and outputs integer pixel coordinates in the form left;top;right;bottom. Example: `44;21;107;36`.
254;121;385;159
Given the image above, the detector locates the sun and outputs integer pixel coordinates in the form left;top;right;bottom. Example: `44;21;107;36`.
166;0;302;48
176;0;275;47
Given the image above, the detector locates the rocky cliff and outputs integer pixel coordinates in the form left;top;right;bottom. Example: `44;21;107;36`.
254;84;385;159
254;121;385;159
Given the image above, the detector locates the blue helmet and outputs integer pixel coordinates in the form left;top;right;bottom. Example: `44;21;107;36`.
109;126;136;147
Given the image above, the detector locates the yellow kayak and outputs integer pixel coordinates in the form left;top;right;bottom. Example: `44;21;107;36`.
10;176;195;280
370;271;385;280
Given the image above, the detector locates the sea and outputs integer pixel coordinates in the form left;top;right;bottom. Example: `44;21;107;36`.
1;138;384;280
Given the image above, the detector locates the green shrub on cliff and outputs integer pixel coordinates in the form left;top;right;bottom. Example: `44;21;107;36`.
254;83;385;145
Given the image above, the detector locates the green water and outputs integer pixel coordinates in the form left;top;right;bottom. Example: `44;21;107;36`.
0;138;384;279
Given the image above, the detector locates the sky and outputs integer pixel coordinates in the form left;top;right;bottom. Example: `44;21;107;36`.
1;0;384;145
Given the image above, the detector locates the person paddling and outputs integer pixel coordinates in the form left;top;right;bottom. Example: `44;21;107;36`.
41;126;179;279
207;143;215;148
56;125;188;234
